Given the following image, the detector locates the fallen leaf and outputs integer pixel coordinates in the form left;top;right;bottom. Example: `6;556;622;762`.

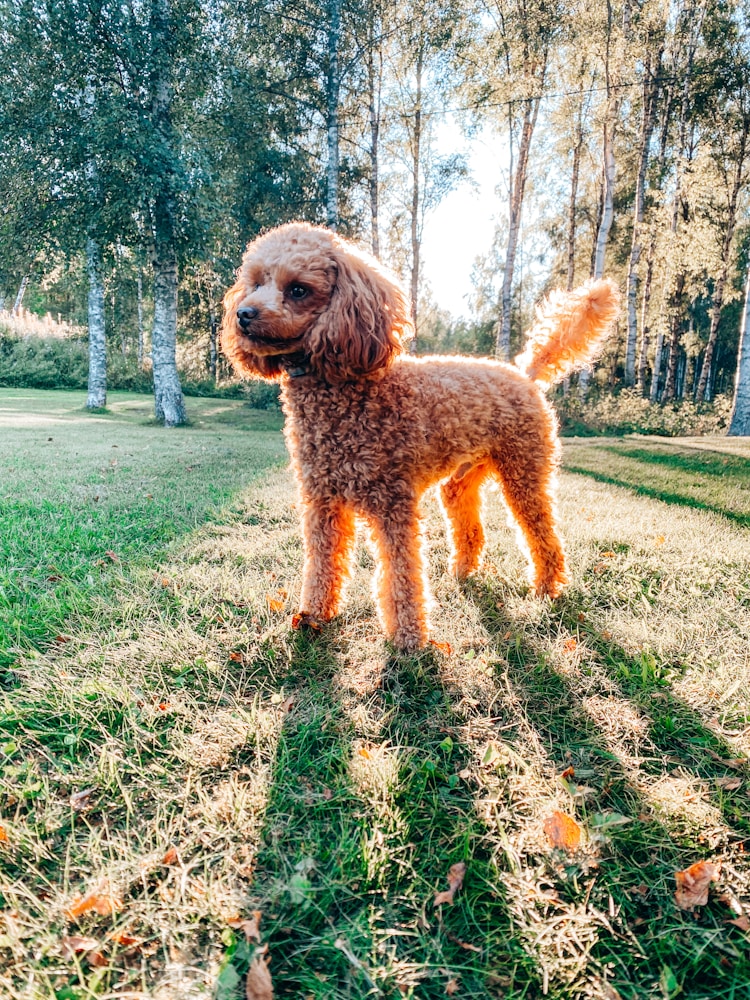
279;696;295;714
706;748;745;769
564;638;578;653
434;862;466;906
107;930;140;947
600;550;616;558
601;629;613;640
674;861;720;911
104;550;120;563
245;952;274;999
162;846;179;866
70;788;96;812
229;651;244;663
0;825;8;842
429;640;453;655
358;747;371;760
716;776;742;791
561;766;576;780
445;979;460;995
726;915;750;931
544;811;582;851
89;950;108;967
266;590;288;613
654;535;665;546
228;911;262;942
66;884;123;921
61;935;101;958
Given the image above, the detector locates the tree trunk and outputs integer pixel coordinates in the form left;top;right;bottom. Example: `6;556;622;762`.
409;43;423;348
728;268;750;435
326;0;342;231
12;275;29;315
662;271;686;402
695;120;749;402
495;94;541;359
367;3;382;256
636;238;655;394
149;0;186;427
86;237;107;409
151;197;186;427
625;48;661;385
137;266;145;369
566;88;585;291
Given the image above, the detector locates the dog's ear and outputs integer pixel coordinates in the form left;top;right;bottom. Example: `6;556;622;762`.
221;276;284;380
306;243;413;382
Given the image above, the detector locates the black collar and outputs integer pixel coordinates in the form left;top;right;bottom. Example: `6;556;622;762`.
281;353;312;378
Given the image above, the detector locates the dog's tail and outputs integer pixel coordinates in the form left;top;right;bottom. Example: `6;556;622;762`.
514;279;620;388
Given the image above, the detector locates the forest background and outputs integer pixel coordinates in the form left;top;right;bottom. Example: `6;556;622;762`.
1;0;750;435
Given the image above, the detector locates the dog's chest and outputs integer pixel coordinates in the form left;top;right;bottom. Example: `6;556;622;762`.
282;378;420;497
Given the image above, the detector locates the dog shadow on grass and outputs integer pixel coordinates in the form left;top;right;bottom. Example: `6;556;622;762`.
454;577;750;998
226;579;750;1000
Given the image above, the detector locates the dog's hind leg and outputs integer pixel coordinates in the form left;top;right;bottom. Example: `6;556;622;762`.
365;501;429;652
298;499;356;622
439;460;491;579
491;438;568;599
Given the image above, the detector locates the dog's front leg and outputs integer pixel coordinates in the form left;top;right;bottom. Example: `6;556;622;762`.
366;502;429;652
297;498;356;624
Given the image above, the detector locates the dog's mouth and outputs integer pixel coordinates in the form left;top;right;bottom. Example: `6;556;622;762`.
240;329;305;353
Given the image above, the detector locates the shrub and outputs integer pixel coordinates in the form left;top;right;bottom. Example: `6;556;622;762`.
0;325;281;408
557;388;733;437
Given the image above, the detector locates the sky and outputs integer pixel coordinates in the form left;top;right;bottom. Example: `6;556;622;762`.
420;126;507;320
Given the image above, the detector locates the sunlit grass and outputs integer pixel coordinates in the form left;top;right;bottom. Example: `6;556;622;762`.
1;403;750;999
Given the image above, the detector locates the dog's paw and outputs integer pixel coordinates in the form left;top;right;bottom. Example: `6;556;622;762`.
291;611;326;633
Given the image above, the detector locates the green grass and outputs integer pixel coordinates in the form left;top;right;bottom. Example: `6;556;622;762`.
1;403;750;1000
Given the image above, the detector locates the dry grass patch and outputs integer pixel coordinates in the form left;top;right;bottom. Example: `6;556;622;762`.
2;407;750;999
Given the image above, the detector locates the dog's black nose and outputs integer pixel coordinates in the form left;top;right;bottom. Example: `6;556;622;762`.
237;306;258;327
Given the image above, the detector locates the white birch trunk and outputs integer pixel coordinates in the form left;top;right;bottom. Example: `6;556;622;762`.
86;237;107;409
149;0;186;426
326;0;342;231
728;268;750;436
495;97;540;360
409;44;423;349
12;276;29;315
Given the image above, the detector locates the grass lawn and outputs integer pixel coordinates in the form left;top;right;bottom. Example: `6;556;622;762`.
1;391;750;1000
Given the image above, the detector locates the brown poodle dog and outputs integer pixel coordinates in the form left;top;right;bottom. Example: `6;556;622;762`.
222;222;619;651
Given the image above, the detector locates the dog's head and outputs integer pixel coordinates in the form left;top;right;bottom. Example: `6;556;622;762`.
221;223;413;383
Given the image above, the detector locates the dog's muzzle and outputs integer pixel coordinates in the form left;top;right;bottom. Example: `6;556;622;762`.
237;306;259;330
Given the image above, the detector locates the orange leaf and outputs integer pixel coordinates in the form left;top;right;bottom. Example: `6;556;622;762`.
62;935;101;958
726;915;750;932
561;766;575;780
544;811;582;851
429;640;453;655
0;825;8;843
600;550;616;558
107;931;140;948
245;952;274;1000
229;651;244;663
674;861;720;911
434;862;466;906
266;593;285;612
654;535;665;546
445;979;460;995
162;846;179;866
66;885;122;921
564;638;578;653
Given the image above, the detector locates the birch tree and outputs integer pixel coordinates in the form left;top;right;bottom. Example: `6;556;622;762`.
728;267;750;435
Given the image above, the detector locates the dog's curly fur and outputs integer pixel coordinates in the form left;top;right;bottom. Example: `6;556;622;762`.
222;222;619;651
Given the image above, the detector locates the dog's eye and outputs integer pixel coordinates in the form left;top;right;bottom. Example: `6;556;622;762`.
288;284;309;300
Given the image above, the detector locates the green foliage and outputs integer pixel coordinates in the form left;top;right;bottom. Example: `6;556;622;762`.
0;329;280;406
557;388;734;437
